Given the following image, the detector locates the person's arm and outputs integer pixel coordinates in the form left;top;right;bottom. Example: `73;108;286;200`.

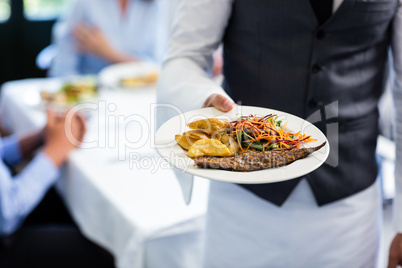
49;0;86;77
0;153;59;235
157;0;235;126
2;129;45;166
0;110;86;235
1;136;23;166
72;23;138;65
388;3;402;267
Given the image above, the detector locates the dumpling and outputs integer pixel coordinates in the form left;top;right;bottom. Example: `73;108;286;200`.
187;118;230;134
219;133;239;155
185;130;210;140
175;130;210;150
187;139;232;157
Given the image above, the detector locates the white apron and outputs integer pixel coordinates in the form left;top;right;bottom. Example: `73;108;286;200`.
203;179;382;268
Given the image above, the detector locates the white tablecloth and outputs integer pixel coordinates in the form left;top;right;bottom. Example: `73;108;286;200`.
0;78;209;268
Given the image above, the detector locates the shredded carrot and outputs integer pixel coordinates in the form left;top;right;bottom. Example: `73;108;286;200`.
230;114;316;151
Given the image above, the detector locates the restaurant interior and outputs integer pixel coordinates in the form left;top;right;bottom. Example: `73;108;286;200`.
0;0;399;267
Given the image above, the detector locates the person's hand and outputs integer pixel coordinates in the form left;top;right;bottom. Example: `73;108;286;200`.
42;109;86;168
18;128;45;159
72;23;134;63
388;233;402;268
202;94;235;112
73;23;114;59
212;50;223;77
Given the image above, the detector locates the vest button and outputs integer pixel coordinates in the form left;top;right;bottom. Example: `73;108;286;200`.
308;99;323;108
308;99;317;108
312;63;324;73
316;30;326;39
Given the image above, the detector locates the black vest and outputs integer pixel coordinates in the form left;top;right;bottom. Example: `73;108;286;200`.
222;0;399;206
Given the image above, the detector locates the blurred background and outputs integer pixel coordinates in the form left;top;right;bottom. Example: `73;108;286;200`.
0;0;68;85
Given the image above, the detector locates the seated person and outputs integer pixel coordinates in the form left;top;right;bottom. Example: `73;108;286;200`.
49;0;168;77
0;109;86;235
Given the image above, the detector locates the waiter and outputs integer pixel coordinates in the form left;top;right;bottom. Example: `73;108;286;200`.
158;0;402;267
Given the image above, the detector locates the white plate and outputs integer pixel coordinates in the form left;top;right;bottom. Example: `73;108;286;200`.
24;76;98;113
155;106;330;184
98;61;160;90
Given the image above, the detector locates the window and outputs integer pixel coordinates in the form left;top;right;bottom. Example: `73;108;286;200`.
24;0;68;20
0;0;10;22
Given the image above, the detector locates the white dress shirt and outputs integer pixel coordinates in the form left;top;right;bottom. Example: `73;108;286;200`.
158;0;402;233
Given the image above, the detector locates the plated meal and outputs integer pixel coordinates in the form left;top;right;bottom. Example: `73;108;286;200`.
175;114;326;172
155;106;329;184
119;71;159;88
98;61;160;90
40;78;97;106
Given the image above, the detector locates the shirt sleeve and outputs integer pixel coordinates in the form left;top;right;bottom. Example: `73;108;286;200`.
157;0;234;127
390;2;402;232
0;153;59;235
49;0;85;77
1;136;23;166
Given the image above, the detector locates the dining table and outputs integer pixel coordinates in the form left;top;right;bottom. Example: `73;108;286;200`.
0;64;210;268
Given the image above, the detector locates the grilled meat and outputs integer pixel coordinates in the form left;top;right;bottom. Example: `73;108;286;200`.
193;142;326;172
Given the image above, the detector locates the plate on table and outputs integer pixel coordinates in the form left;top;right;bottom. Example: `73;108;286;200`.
98;61;160;90
25;76;97;107
155;106;329;184
24;76;98;115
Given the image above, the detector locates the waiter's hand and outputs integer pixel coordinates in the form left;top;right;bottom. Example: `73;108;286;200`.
388;233;402;268
202;94;235;112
